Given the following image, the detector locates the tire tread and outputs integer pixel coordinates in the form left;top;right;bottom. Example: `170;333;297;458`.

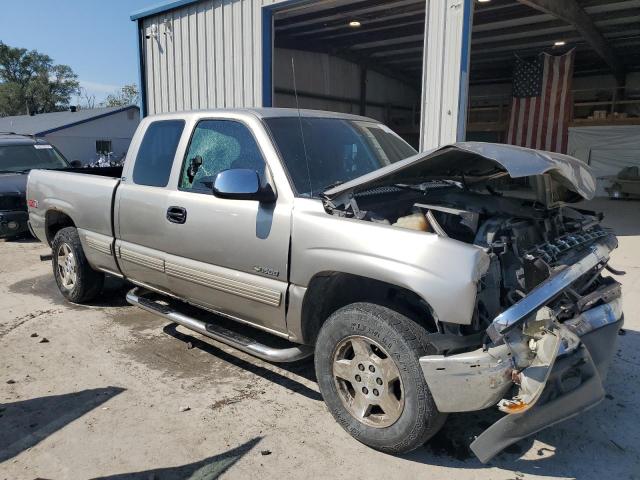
52;227;104;303
315;302;446;455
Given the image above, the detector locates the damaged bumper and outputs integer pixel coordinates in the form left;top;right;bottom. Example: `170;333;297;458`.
470;309;622;462
419;237;623;462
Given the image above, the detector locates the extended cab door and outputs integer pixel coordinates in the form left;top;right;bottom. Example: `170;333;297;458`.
162;115;293;336
114;119;186;293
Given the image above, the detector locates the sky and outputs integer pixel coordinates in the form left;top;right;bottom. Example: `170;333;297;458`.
0;0;156;103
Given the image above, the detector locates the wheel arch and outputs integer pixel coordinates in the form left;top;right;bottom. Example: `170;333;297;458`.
297;271;438;345
45;209;76;246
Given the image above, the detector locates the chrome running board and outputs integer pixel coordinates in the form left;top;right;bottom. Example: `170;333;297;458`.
126;287;313;363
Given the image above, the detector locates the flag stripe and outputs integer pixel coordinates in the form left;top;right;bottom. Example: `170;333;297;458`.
556;52;571;152
546;56;560;151
536;54;551;150
530;94;541;149
525;97;536;148
517;97;526;146
508;98;518;145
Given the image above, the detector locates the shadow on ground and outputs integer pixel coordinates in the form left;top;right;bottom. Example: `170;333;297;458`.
91;437;262;480
163;323;321;402
9;273;131;308
0;386;125;463
2;234;39;244
580;198;640;236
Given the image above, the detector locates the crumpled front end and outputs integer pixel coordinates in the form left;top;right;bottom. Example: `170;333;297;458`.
419;235;623;463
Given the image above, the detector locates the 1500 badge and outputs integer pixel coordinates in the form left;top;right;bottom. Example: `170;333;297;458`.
253;266;280;277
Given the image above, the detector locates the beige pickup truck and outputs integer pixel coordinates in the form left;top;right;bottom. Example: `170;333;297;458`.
27;108;623;462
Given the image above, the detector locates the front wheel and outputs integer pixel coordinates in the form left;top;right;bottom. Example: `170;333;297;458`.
315;302;446;454
52;227;104;303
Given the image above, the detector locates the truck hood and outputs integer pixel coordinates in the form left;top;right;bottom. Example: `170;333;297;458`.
324;142;595;203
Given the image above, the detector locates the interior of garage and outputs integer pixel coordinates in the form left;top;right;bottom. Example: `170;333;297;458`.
271;0;426;147
270;0;640;193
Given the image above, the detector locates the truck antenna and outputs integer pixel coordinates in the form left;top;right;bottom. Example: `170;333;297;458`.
291;57;313;197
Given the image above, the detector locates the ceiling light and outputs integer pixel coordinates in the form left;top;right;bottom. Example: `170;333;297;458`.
349;20;361;28
477;0;491;3
554;40;566;46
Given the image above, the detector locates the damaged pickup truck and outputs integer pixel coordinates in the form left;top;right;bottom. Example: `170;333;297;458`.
27;109;623;462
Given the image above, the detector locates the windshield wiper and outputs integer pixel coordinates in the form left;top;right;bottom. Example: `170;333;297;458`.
394;179;463;193
321;180;344;193
0;169;29;174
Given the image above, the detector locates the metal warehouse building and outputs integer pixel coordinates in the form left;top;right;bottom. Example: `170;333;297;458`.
130;0;475;150
131;0;640;177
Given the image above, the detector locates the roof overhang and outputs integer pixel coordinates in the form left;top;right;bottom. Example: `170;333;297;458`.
130;0;201;21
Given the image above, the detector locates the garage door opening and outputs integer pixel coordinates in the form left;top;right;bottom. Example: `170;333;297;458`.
268;0;425;148
466;0;640;196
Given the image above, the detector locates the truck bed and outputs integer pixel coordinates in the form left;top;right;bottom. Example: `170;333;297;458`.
61;166;123;178
27;168;122;242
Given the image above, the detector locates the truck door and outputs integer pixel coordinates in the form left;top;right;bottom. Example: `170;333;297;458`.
115;119;185;293
162;118;292;336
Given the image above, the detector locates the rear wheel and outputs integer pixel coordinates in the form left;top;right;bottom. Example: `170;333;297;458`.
315;302;446;454
52;227;104;303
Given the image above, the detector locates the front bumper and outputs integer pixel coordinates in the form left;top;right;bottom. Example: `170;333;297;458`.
0;210;28;238
421;298;623;462
471;310;622;462
419;237;623;462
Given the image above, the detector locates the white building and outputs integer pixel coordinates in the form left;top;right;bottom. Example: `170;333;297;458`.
0;106;140;164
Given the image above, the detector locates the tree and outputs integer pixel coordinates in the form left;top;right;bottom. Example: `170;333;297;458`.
76;86;96;109
104;84;139;107
0;42;79;116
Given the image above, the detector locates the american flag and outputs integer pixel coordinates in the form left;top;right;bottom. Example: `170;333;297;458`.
507;50;575;153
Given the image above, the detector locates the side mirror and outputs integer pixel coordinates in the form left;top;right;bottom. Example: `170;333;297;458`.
213;169;276;203
69;160;83;168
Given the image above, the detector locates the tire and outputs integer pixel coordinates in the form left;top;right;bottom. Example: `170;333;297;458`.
52;227;104;303
315;302;446;455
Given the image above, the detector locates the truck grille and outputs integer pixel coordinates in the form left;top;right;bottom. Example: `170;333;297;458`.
525;229;610;264
0;195;26;211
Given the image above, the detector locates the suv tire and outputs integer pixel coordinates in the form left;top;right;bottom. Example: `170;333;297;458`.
315;302;446;454
52;227;104;303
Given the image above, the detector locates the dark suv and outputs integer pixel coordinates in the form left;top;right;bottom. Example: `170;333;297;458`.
0;133;71;239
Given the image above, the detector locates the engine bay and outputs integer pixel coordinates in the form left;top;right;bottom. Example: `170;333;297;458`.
323;182;615;335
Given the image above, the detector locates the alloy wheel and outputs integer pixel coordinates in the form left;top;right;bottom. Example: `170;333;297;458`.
332;335;404;428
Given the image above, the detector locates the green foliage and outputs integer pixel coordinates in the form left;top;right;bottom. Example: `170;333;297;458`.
104;83;139;107
0;42;79;116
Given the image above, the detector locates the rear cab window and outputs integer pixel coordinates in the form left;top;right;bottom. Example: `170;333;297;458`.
132;120;185;187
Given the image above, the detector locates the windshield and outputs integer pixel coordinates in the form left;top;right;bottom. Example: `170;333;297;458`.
264;117;417;196
0;144;69;173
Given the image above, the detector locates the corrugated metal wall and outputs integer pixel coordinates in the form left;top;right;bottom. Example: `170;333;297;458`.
141;0;287;114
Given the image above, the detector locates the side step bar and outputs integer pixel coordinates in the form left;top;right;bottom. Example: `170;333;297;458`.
126;288;313;363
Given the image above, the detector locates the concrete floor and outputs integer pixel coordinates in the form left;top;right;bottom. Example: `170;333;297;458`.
1;198;638;480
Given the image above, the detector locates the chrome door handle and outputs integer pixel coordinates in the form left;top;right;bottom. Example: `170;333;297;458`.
166;206;187;224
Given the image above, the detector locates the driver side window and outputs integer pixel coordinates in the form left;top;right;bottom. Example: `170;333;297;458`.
179;120;266;193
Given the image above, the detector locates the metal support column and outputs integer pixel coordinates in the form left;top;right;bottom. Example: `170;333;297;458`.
419;0;473;151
